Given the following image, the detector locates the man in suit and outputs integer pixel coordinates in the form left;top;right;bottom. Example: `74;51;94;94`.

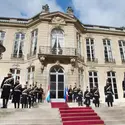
1;72;14;108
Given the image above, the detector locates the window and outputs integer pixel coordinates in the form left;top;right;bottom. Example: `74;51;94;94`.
86;38;95;61
13;32;25;58
27;66;35;81
103;39;114;62
118;40;125;62
77;33;81;55
0;31;5;45
107;71;118;99
51;29;64;55
78;69;83;87
89;71;99;92
30;29;38;56
10;68;20;83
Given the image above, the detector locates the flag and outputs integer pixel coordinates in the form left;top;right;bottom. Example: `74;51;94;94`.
64;87;68;102
45;85;50;102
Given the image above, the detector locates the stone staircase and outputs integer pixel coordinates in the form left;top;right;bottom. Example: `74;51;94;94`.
93;103;125;125
0;103;62;125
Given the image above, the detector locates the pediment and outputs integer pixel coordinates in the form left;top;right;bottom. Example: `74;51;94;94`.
39;11;77;24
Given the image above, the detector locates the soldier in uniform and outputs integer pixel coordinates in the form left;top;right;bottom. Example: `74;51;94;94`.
38;84;43;103
92;86;100;107
77;86;83;106
1;72;14;108
21;85;29;108
104;80;114;107
73;83;78;102
68;85;73;102
84;87;91;107
12;81;22;108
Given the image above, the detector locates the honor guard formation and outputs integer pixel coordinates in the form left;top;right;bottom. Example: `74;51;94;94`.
0;72;114;108
0;72;44;108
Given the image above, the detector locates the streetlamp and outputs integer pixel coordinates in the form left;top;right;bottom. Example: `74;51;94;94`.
0;43;6;59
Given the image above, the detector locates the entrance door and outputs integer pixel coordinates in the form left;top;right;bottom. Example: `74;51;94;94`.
50;66;64;99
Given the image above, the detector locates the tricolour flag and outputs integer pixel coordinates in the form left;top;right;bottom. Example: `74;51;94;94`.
64;87;68;102
45;85;50;102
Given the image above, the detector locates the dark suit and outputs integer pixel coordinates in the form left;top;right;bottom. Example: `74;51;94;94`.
1;77;14;108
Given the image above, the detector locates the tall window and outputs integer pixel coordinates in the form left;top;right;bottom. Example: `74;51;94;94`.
86;38;95;61
107;71;118;99
103;39;114;62
30;29;38;56
51;29;64;55
13;32;25;58
78;69;83;87
10;68;20;83
27;66;35;81
89;71;99;92
118;40;125;62
0;31;5;45
77;33;81;55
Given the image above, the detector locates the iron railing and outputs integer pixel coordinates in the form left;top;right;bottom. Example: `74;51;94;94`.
39;46;84;60
87;58;98;63
105;58;115;63
11;53;24;60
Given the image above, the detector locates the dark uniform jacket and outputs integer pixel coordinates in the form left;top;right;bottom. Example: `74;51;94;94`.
104;85;114;102
1;77;14;99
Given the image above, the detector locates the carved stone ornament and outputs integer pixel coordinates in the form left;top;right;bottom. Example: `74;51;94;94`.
39;56;45;73
42;4;49;13
55;60;60;66
52;16;65;24
66;7;74;15
70;58;76;73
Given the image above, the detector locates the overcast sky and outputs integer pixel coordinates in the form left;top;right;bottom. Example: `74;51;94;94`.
0;0;125;27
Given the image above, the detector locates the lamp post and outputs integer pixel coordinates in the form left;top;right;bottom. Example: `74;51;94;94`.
0;43;6;59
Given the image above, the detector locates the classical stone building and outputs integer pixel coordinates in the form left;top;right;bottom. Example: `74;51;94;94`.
0;4;125;102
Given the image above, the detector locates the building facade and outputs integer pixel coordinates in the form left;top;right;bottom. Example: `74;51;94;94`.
0;5;125;102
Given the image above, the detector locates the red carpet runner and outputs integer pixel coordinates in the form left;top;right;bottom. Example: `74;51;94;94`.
51;102;104;125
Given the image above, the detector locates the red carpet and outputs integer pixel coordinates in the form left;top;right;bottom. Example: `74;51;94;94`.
59;106;105;125
51;102;68;108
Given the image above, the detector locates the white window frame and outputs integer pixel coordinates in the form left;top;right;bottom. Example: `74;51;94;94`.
27;66;35;81
103;39;113;61
89;71;99;92
77;33;81;55
86;38;95;61
13;32;25;58
118;40;125;61
0;31;5;45
30;29;38;56
10;68;20;84
107;71;118;99
51;29;64;55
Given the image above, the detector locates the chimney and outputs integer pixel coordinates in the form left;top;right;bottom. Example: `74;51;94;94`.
66;7;74;17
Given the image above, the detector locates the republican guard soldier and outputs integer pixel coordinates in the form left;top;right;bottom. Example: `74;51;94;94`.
77;86;83;106
84;87;91;107
104;80;114;107
12;80;22;108
1;72;14;108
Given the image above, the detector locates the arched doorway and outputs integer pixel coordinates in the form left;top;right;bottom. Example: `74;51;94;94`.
50;66;64;100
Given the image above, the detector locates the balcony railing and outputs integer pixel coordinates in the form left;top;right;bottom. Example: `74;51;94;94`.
87;58;98;63
39;46;76;56
105;58;115;63
39;46;84;61
11;53;24;60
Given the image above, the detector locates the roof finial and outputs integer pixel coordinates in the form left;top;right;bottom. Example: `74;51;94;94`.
42;4;50;14
66;7;74;17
